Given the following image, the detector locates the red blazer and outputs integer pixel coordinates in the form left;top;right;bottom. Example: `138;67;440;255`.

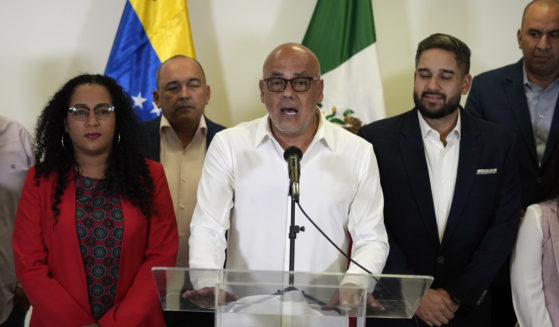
12;160;178;327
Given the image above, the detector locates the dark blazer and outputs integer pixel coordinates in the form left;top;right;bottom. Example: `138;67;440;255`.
139;115;225;161
465;59;559;208
358;109;521;326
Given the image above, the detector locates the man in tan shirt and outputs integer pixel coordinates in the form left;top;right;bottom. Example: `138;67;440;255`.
139;55;225;326
141;55;225;266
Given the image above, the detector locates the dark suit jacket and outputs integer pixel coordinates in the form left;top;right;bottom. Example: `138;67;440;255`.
358;109;521;326
139;115;225;161
465;59;559;208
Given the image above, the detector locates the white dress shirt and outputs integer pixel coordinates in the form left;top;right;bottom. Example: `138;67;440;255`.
189;113;388;277
511;204;553;327
418;111;461;242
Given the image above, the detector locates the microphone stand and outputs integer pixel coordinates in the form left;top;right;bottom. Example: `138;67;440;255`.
277;182;341;315
277;147;337;314
288;183;304;286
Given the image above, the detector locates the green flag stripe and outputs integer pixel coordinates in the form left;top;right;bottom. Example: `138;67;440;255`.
302;0;376;75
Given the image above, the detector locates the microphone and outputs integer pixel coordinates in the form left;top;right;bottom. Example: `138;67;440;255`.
283;146;302;202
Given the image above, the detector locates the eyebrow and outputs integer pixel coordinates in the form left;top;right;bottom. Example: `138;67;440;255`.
165;78;202;87
417;68;455;75
526;27;559;34
72;103;112;108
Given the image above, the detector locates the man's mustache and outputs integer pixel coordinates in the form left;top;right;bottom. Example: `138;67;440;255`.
422;92;446;100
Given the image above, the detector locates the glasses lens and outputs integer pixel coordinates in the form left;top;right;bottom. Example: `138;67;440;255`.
70;108;89;121
292;78;310;92
267;78;286;92
94;106;113;120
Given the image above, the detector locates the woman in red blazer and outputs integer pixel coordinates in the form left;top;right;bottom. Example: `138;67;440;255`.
12;74;178;327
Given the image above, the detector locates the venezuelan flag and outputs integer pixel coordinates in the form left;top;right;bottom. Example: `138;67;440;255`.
105;0;195;121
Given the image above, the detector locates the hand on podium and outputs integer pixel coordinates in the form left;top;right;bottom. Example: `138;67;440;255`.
322;283;385;316
182;287;239;309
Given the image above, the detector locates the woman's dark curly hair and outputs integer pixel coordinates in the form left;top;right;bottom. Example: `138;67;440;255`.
34;74;154;221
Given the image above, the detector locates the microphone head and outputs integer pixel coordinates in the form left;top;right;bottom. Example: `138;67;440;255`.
284;146;302;161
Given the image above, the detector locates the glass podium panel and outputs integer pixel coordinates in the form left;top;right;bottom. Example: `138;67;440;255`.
152;267;433;326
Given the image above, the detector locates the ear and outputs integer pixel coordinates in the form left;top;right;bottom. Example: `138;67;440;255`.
316;78;324;104
205;85;211;106
517;29;523;49
461;74;472;95
259;79;266;104
64;118;68;132
153;89;160;107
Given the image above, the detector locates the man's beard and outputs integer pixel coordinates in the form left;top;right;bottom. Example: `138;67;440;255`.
413;91;461;119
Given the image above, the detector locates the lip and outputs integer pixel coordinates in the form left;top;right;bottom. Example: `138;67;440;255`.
534;55;551;62
85;132;101;139
176;103;194;110
422;94;444;102
280;108;298;116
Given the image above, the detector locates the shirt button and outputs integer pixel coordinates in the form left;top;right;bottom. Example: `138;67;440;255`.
181;178;187;183
437;256;445;264
179;204;185;209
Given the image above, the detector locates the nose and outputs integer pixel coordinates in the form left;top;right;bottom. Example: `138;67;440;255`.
425;76;440;91
281;81;295;97
179;84;190;99
536;34;551;50
85;110;100;126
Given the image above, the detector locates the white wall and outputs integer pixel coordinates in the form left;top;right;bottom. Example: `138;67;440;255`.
0;0;530;135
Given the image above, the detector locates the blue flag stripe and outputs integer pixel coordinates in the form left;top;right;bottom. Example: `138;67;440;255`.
105;1;162;121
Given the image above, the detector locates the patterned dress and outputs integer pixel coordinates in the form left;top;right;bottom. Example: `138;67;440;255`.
74;175;124;319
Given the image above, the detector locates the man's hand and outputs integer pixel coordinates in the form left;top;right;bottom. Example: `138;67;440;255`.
415;288;459;326
323;283;385;317
182;287;239;309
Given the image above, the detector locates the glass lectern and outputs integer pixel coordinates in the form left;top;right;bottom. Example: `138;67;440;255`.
152;267;433;326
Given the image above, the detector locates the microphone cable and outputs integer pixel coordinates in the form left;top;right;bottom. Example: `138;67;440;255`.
295;201;373;275
297;201;423;326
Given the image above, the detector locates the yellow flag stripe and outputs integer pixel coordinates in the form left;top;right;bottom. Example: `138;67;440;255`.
130;0;196;61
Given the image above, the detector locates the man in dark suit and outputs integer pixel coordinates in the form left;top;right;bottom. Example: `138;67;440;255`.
139;55;225;327
464;1;559;325
466;0;559;209
359;33;521;326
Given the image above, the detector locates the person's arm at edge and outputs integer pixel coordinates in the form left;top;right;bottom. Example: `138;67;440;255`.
511;204;553;327
189;134;233;276
346;143;388;276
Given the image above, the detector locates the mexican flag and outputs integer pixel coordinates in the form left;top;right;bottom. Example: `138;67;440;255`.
302;0;385;132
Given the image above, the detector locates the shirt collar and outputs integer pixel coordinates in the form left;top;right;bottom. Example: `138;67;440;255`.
522;65;559;90
159;114;208;138
418;109;461;140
